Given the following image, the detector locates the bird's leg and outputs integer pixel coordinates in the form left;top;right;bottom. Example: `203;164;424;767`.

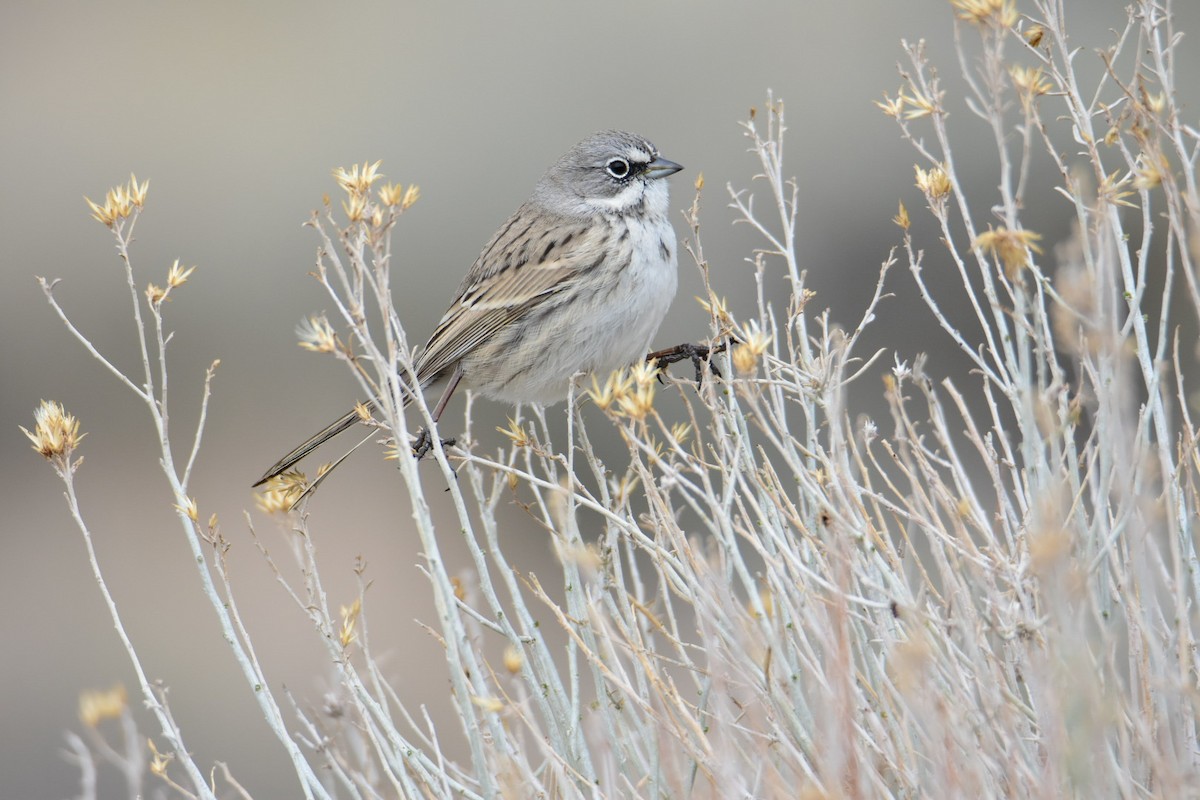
412;429;457;459
648;340;729;386
412;365;464;460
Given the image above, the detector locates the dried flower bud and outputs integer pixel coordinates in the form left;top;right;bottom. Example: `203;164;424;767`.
84;174;148;227
952;0;1017;28
339;598;362;649
79;684;127;727
296;315;339;353
588;371;632;412
497;417;533;448
21;400;85;461
503;645;524;674
914;164;952;202
332;160;383;196
166;259;196;288
732;322;773;375
256;473;306;514
974;226;1044;279
145;283;169;306
174;496;199;522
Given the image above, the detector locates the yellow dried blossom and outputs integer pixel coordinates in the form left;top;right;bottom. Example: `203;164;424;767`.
1009;65;1051;96
401;184;421;210
952;0;1018;28
894;200;911;230
732;346;758;375
21;400;85;460
974;226;1043;279
79;684;127;727
174;496;199;522
696;293;732;324
339;598;362;649
145;283;169;306
503;644;524;674
1010;66;1052;111
1134;152;1168;190
732;322;773;375
629;359;659;388
472;695;504;713
128;173;149;207
85;197;124;227
1098;170;1137;208
147;739;173;776
256;473;306;514
497;417;533;448
166;259;196;288
332;160;383;195
84;174;148;227
875;92;905;119
296;315;339;353
616;378;655;421
670;422;692;444
342;192;368;223
1023;24;1045;47
588;371;632;412
914;164;952;201
647;436;665;460
377;182;406;207
901;87;942;120
694;172;705;191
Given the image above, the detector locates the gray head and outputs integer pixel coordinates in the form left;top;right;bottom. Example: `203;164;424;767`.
532;130;683;218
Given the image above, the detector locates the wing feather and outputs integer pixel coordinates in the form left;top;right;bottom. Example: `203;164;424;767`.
415;212;603;382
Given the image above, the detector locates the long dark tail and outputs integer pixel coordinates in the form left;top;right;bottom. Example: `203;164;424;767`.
253;400;378;486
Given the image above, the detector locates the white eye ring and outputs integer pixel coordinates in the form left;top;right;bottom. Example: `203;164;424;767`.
606;158;631;179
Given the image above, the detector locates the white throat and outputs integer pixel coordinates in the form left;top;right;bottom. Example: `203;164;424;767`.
582;178;670;217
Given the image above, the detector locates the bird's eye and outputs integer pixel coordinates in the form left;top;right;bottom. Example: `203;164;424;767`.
606;158;631;179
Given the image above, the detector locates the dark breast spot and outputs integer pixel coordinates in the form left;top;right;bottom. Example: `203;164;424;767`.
659;238;672;260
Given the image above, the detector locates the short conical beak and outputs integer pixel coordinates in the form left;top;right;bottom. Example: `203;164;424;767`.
645;157;683;178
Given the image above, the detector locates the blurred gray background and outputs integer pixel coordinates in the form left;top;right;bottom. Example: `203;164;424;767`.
3;1;1196;796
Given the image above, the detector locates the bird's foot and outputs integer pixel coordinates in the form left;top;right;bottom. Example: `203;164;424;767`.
412;428;457;460
649;341;728;386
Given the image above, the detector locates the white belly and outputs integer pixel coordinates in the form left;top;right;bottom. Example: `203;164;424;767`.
480;216;678;404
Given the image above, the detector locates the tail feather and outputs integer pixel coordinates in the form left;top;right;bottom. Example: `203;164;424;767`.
253;400;378;486
254;364;453;491
281;432;375;508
